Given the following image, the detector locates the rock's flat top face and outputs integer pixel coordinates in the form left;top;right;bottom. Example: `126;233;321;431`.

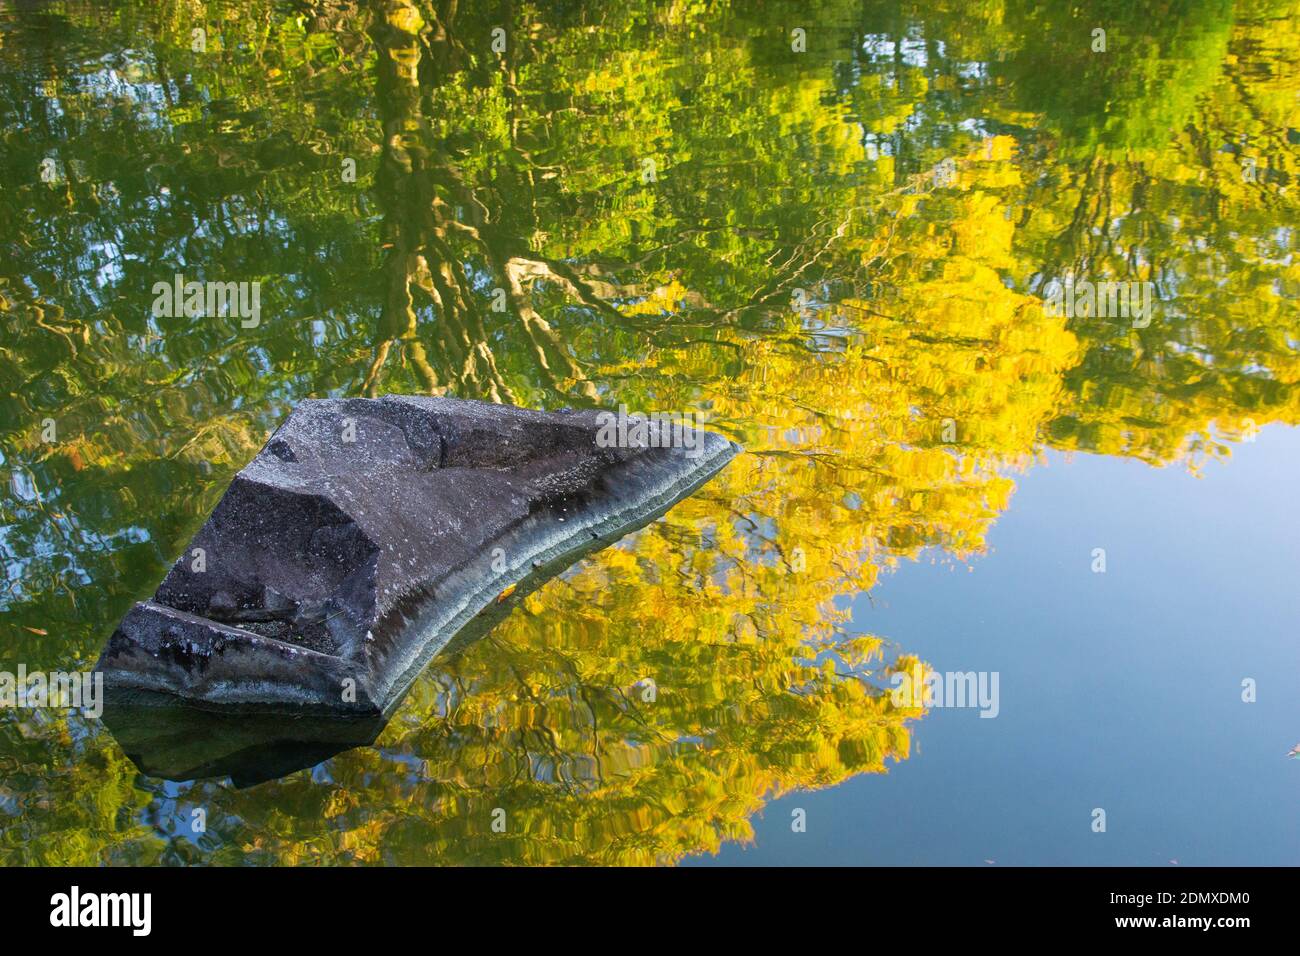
98;396;739;714
153;397;638;659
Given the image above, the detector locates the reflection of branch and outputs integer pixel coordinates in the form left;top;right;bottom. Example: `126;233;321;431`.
362;339;393;396
507;255;628;325
29;302;82;359
500;257;598;400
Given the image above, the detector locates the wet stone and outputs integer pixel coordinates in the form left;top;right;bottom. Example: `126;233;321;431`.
96;395;739;716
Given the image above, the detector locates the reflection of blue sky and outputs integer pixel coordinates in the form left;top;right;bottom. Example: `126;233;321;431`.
694;425;1300;865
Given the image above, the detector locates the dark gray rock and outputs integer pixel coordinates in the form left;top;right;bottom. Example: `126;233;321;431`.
97;396;739;716
99;545;591;786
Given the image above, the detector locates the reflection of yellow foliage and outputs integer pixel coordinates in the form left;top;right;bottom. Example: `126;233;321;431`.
621;279;688;317
4;0;1300;868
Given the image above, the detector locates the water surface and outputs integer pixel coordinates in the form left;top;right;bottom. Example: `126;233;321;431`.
1;0;1297;865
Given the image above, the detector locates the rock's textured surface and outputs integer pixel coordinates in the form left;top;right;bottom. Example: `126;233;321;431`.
97;396;739;715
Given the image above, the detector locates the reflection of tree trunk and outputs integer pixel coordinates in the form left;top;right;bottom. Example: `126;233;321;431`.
366;0;501;400
364;0;599;403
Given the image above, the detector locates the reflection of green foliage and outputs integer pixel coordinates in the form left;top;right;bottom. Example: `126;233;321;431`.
0;0;1298;864
997;0;1236;156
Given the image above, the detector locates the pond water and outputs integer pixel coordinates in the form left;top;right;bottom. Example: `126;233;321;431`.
1;0;1297;865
